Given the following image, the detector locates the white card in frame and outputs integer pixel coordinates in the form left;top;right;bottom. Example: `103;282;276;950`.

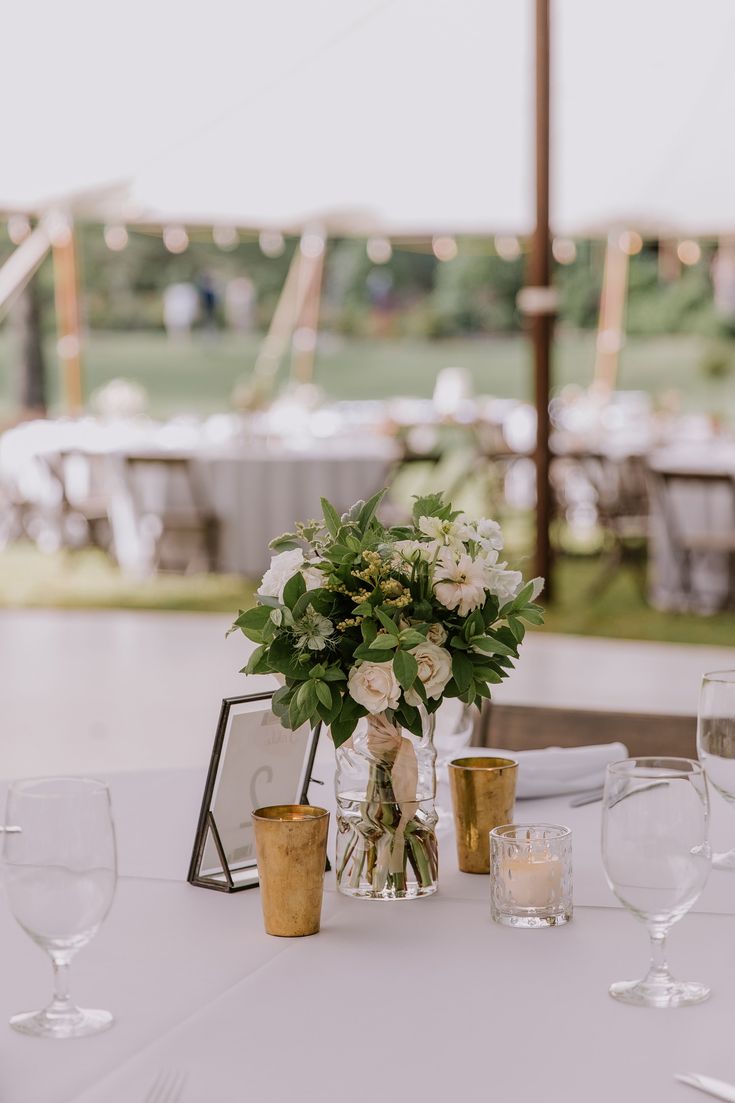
188;692;322;892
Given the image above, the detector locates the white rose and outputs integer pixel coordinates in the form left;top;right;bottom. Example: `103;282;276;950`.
348;661;401;714
406;641;453;706
426;622;447;646
258;548;305;601
485;564;523;605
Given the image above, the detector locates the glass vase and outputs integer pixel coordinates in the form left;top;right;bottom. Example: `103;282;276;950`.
334;709;438;900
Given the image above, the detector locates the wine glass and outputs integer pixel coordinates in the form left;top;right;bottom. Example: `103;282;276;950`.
601;757;711;1008
697;670;735;870
2;777;117;1038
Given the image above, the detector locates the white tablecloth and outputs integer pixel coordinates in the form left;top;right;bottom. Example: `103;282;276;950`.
3;762;735;1103
0;418;399;578
648;443;735;611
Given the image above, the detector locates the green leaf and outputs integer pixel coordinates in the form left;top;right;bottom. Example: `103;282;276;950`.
242;644;267;674
321;497;342;538
361;619;378;645
474;681;492;699
268;637;308;679
393;649;419;690
376;608;400;635
271;684;292;718
282;571;306;610
288;692;309;731
395;702;422;738
507;616;525;642
234;604;271;642
452;651;473;693
353;642;395;664
322;665;347;682
519;608;544;625
356;489;387;532
511;581;534;609
369;633;399;650
471;636;518;658
412;492;450;523
268;534;301;552
317;691;342;726
398;629;426;649
315;681;332;709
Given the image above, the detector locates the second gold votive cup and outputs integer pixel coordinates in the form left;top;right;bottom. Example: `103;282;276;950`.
252;805;329;937
448;756;518;873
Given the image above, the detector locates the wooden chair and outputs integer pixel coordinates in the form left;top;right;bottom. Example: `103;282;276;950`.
121;454;219;573
648;467;735;611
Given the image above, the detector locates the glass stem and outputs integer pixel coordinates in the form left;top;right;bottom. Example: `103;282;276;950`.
646;928;671;988
50;956;74;1012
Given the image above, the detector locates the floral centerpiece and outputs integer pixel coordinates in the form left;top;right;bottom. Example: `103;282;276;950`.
232;490;543;900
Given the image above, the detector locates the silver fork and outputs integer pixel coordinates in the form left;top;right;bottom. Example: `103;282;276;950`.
143;1070;187;1103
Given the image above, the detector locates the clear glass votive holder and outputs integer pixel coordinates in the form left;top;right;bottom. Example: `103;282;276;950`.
490;824;573;928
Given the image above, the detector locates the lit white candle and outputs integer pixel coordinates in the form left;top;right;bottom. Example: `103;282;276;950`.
503;853;563;908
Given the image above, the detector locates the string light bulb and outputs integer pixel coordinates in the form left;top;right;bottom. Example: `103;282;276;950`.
677;239;701;266
495;235;521;261
432;235;458;262
618;230;643;256
7;214;31;244
163;226;189;254
213;225;239;250
366;237;392;264
552;238;576;265
104;225;128;251
259;230;285;258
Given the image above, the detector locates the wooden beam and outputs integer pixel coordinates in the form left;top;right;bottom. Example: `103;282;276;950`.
52;220;84;414
529;0;554;598
593;232;629;393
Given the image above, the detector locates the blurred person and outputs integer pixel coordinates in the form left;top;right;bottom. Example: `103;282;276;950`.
225;276;256;332
712;238;735;323
196;270;220;333
163;282;198;339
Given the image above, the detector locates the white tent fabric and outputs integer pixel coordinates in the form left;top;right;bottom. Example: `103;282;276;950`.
3;0;735;235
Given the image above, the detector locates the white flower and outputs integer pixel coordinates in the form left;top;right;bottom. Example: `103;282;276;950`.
302;560;325;591
418;515;465;550
426;622;447;646
258;548;305;601
485;564;523;606
475;517;504;552
348;661;401;714
406;641;452;706
293;607;333;651
433;547;487;617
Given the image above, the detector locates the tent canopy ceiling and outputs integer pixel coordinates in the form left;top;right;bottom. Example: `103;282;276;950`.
3;0;734;236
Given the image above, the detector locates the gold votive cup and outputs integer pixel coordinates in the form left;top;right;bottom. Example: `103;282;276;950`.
252;805;329;937
448;756;518;874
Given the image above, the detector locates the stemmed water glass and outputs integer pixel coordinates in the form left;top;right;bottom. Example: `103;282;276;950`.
601;757;711;1008
697;670;735;870
2;777;117;1038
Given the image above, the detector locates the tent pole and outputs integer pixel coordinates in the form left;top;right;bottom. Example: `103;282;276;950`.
52;218;84;414
592;231;629;393
290;231;325;385
529;0;554;598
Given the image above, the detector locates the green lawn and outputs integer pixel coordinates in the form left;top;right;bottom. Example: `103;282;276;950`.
1;543;733;648
0;328;732;423
1;327;733;644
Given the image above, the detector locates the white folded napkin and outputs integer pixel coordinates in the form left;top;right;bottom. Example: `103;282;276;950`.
462;742;629;800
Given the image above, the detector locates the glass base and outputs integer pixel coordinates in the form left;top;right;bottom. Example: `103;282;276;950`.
339;881;437;901
493;910;571;928
712;848;735;871
608;978;710;1009
10;1006;114;1039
